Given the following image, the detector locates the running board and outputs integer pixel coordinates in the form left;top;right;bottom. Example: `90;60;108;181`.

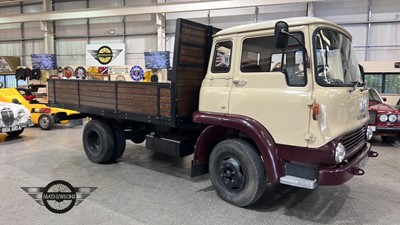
280;175;318;189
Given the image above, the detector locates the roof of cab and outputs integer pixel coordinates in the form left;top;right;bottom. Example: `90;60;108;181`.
215;17;352;39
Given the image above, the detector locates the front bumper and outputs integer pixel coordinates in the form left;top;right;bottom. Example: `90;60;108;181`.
369;125;400;136
318;142;377;185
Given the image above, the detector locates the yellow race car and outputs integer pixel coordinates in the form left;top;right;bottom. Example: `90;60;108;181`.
0;87;80;130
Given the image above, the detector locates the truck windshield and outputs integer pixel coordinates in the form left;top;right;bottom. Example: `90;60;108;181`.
314;29;362;86
369;89;383;103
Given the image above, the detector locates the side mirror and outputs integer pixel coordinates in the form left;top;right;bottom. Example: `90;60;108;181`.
382;97;387;102
275;21;289;49
358;64;365;82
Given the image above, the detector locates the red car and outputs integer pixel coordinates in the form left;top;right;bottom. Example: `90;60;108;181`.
368;89;400;143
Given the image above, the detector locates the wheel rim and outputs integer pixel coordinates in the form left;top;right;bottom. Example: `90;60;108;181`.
40;116;50;128
218;156;245;192
87;130;101;155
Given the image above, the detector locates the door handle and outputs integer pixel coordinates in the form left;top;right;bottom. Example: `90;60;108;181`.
232;79;247;86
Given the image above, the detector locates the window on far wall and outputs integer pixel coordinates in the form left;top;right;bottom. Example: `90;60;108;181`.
364;73;400;93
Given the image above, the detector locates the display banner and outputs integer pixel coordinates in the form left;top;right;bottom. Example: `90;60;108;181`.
86;43;125;66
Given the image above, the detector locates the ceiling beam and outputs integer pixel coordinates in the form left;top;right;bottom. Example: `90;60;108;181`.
0;0;320;24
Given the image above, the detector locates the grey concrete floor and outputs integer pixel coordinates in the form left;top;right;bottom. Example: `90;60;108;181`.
0;124;399;225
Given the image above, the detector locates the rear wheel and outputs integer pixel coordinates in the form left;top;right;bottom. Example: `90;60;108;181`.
107;121;126;162
38;114;55;130
381;136;397;144
82;120;114;163
7;129;24;137
209;139;266;207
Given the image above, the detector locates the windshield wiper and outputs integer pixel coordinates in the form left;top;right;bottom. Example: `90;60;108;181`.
348;81;366;93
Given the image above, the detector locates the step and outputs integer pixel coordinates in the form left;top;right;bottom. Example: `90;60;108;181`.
280;175;318;189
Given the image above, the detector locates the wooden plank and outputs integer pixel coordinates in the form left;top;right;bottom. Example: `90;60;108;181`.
180;34;206;46
160;88;171;97
55;83;78;89
118;105;157;115
118;99;157;108
181;25;206;37
117;87;157;95
177;79;203;87
180;46;205;57
160;103;171;111
54;97;78;105
179;57;206;66
178;87;202;95
55;89;78;95
79;86;116;93
177;94;199;102
116;82;156;89
80;95;116;104
177;101;198;117
80;91;116;98
54;93;78;100
80;100;115;110
160;110;171;118
160;96;170;103
117;93;157;102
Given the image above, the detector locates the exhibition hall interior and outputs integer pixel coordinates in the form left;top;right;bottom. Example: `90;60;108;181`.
0;0;399;224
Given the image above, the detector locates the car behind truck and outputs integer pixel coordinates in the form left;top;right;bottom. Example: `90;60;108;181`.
48;17;378;206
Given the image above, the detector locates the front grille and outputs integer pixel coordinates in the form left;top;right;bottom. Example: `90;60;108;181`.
1;107;15;127
368;111;376;124
342;126;367;153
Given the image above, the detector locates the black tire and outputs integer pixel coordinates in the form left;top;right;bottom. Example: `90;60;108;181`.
107;121;126;162
7;129;24;137
38;114;55;130
209;139;266;207
82;120;114;163
381;136;397;144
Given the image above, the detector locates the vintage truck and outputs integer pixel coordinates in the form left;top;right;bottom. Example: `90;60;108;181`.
48;17;378;207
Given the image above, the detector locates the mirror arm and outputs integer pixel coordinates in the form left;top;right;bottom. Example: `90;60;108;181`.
281;30;310;68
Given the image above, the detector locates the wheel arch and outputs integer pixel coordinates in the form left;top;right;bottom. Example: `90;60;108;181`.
192;111;284;183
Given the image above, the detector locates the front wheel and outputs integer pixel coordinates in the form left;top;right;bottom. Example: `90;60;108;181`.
209;139;266;207
7;129;24;137
38;114;55;130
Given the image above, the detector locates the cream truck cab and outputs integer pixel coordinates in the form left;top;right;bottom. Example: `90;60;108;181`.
194;17;377;205
48;17;378;207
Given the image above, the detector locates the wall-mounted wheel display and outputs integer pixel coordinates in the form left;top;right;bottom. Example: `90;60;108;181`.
74;66;87;79
63;66;74;79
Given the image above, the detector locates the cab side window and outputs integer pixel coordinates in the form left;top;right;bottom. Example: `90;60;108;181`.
212;41;232;73
240;34;306;86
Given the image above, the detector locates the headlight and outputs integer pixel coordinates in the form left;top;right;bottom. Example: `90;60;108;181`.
335;143;346;163
388;114;397;123
18;108;26;116
379;114;388;122
366;126;373;141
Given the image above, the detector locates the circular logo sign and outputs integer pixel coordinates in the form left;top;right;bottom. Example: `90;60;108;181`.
97;46;113;65
42;180;76;214
74;66;87;79
130;65;144;81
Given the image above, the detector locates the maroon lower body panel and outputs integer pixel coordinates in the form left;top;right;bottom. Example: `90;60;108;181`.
318;142;371;185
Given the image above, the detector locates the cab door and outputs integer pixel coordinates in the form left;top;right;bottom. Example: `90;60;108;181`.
228;31;312;147
199;40;234;113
